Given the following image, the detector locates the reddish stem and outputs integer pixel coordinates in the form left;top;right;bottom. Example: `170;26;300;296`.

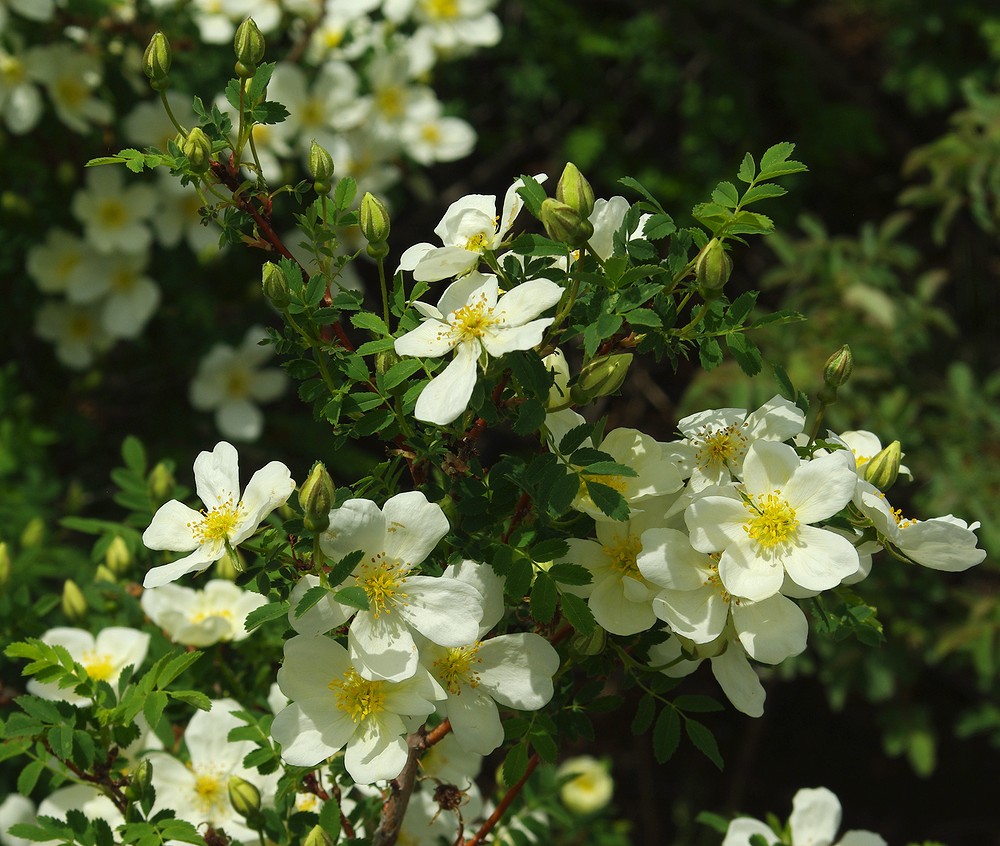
462;754;541;846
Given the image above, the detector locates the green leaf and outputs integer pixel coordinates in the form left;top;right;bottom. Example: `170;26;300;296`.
559;592;595;635
351;312;389;335
513;399;546;436
251;101;289;125
653;707;681;763
772;363;796;403
698;337;723;371
516;174;549;219
294;585;329;618
558;424;592;455
581;461;637;477
625;307;661;328
506;556;533;599
584;480;630;521
685;719;723;770
530;572;557;624
547;472;579;515
156;651;202;688
143;691;168;731
617;176;666;215
725;291;758;326
333;585;369;611
531;539;569;562
740;183;787;206
726;332;763;377
528;726;558;762
318;795;342;840
356;338;396;356
18;759;44;795
382;359;423;391
334;176;357;211
696;811;733;834
328;550;364;586
244;600;290;633
507;349;554;400
547;563;590;585
758;141;808;180
121;436;146;474
304;273;327;307
672;695;724;713
170;690;212;711
248;62;275;102
641;213;675;240
502;740;530;786
711;181;740;209
737;153;756;184
631;694;655;735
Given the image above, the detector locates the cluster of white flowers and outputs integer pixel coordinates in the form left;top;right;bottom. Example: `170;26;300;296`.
12;0;499;440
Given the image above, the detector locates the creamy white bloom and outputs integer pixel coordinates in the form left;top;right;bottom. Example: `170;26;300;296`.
557;756;614;815
37;785;123;835
27;626;150;705
317;492;484;681
71;166;157;255
0;793;34;846
270;635;445;783
399;95;476;165
122;92;197;153
190;326;288;442
672;394;806;491
23;44;111;132
834;429;911;479
398;175;543;282
26;228;89;295
723;786;887;846
148;698;277;846
0;45;43;135
142;579;267;646
34;301;114;369
394;272;563;426
685;441;860;601
142;441;295;588
67;251;161;339
418;730;483;789
385;0;501;50
153;170;222;255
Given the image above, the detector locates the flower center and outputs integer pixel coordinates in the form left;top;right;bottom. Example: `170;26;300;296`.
0;55;25;85
463;231;491;253
433;643;482;694
110;267;136;293
329;669;386;722
358;554;408;617
743;492;798;547
68;312;95;340
693;422;748;471
450;295;497;342
376;86;405;118
55;252;82;281
97;200;128;231
189;498;241;545
601;534;642;577
702;559;731;603
225;369;251;399
420;124;442;145
422;0;459;19
54;76;88;109
82;651;115;681
190;607;234;624
191;766;228;817
300;97;325;128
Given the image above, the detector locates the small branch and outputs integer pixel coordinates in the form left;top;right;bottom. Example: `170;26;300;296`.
424;719;453;748
462;754;540;846
372;731;426;846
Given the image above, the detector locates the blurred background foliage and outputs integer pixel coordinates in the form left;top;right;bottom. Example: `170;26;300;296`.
2;1;1000;844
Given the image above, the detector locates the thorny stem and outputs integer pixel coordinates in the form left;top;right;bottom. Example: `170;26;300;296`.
463;754;541;846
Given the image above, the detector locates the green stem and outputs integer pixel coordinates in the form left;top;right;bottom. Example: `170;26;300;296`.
158;89;186;135
377;254;391;329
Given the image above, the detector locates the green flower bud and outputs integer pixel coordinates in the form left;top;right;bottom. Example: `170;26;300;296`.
309;140;335;195
823;344;853;390
228;775;261;819
360;191;391;245
303;824;335;846
215;544;243;580
105;536;132;577
375;349;400;375
694;238;732;300
125;759;154;802
20;517;44;548
0;542;10;589
183;127;212;174
61;579;88;623
148;461;174;501
94;564;117;584
300;461;335;533
540;198;594;247
863;440;902;492
142;31;171;90
555;162;595;219
569;625;605;658
570;353;633;405
262;262;291;308
233;18;265;78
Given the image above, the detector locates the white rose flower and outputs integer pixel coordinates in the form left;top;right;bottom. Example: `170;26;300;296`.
557;756;614;815
141;579;267;646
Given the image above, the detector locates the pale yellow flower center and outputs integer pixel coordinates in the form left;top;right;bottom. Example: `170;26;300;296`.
422;0;460;19
191;765;228;816
433;643;482;694
190;607;234;624
55;252;82;281
743;492;798;547
189;498;241;545
225;369;251;399
451;294;498;342
376;86;404;118
82;650;115;681
55;76;88;110
601;534;642;577
702;558;732;603
693;422;748;471
0;55;25;85
300;97;325;128
96;199;128;231
329;669;385;722
322;27;346;49
358;553;408;616
68;312;95;340
420;123;442;145
110;267;136;293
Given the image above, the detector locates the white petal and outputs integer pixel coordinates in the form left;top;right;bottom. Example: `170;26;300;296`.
142;546;218;588
587;574;657;636
652;586;729;644
321;498;387;561
722;817;780;846
278;635;352;702
216;400;263;442
287;575;352;636
637;528;712;590
398;242;435;272
685;493;746;553
784;452;857;524
477;633;560;709
481;317;554;357
143;500;202;551
789;787;841;846
437;271;498;317
710;646;764;718
413;246;478;282
413;342;479;426
349;612;418;682
781;526;861;592
492;279;564;326
836;832;888;846
193;442;240;509
732;594;808;664
399;576;483;646
236;460;295;537
446;687;504;755
272;701;352;767
381;492;450;564
742;440;799;494
897;517;987;572
344;715;408;784
718;541;785;602
743;394;806;442
394;318;457;358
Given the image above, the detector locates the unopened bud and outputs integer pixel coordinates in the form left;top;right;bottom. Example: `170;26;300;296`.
863;440;902;491
125;759;154;802
183;127;212;174
148;461;174;501
228;776;261;818
360;191;391;246
0;542;10;589
555;162;595;219
61;579;87;623
375;349;399;375
694;238;732;300
94;564;117;584
215;544;243;580
540;198;594;247
262;262;290;308
309;140;335;195
542;348;571;410
823;344;853;390
300;462;335;533
233;18;265;78
143;32;171;90
569;625;605;658
303;824;335;846
570;353;632;405
20;517;44;548
105;536;132;577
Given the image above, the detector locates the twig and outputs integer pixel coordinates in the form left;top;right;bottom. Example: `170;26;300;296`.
462;754;540;846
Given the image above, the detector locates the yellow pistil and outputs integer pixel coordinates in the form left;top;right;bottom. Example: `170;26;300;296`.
225;369;250;399
888;505;917;529
55;252;81;280
420;124;442;145
376;86;404;118
188;498;241;545
358;553;408;617
300;97;325;128
54;76;88;110
329;669;385;722
191;766;228;816
601;535;642;577
450;294;498;342
189;608;234;624
583;473;629;494
81;650;115;681
97;200;128;230
0;55;25;86
110;267;135;293
463;231;491;253
693;422;748;471
744;491;798;547
422;0;460;19
433;643;482;694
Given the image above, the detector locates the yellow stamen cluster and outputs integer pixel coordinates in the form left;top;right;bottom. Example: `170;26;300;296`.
744;491;798;547
450;294;498;342
702;557;731;603
692;422;749;471
433;643;482;694
422;0;460;21
358;553;408;617
96;199;128;230
376;86;404;118
81;650;115;681
191;765;228;816
189;607;234;624
110;267;136;293
54;77;87;109
329;669;386;723
189;497;241;545
602;535;642;577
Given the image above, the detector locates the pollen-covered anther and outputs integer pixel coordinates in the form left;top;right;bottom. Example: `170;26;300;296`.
188;496;242;545
743;491;799;547
329;669;386;722
358;553;409;617
601;535;642;577
433;643;483;694
693;422;749;470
